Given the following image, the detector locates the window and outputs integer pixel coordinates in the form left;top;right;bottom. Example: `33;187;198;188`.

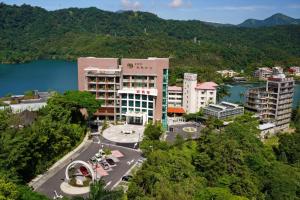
148;102;153;109
149;96;153;101
135;94;141;99
142;101;147;107
136;108;140;112
148;110;153;117
135;101;141;107
122;94;127;99
122;108;127;114
129;94;134;99
149;83;155;88
129;101;134;107
122;100;127;106
142;95;147;100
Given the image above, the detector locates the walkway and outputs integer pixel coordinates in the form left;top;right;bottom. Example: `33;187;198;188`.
102;124;145;143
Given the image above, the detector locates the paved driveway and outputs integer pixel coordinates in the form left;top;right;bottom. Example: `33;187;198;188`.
36;143;142;199
166;123;202;143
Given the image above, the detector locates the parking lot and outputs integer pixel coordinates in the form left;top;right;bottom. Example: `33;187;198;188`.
36;142;142;199
166;122;202;143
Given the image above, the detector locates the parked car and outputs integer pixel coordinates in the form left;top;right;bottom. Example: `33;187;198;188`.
90;156;97;164
100;161;110;170
79;166;89;176
106;158;116;166
122;175;133;182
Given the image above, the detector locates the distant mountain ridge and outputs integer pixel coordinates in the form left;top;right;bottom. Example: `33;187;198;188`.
239;13;300;28
0;3;300;69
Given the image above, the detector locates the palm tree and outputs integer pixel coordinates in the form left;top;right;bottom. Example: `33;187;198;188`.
88;180;123;200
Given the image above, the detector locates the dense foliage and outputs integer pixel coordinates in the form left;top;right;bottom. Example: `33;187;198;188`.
1;3;300;74
128;114;300;200
0;91;100;185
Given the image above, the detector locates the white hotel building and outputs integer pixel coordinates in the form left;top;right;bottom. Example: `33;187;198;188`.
183;73;218;114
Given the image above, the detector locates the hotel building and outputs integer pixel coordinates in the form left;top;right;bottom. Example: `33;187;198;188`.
183;73;217;114
246;68;294;132
78;57;169;128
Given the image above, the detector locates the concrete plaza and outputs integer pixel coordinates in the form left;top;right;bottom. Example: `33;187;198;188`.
102;124;145;143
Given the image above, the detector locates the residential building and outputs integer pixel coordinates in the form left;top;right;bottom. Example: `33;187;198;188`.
168;86;183;108
203;101;244;119
246;71;294;132
254;67;273;80
254;67;284;80
216;70;238;78
183;73;217;114
78;57;169;128
288;66;300;76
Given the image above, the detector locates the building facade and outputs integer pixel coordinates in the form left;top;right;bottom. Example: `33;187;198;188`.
183;73;217;114
78;57;169;128
288;66;300;76
246;71;294;132
254;67;273;80
216;70;238;78
203;102;244;119
168;86;183;108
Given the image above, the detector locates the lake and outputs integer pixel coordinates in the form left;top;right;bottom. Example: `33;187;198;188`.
0;60;299;107
0;60;77;96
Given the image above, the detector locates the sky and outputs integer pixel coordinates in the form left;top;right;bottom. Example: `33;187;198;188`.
2;0;300;24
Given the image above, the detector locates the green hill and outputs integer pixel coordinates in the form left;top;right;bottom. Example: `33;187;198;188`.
0;3;300;72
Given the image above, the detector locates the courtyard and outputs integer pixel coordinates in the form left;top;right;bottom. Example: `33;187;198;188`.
102;124;145;144
166;122;202;143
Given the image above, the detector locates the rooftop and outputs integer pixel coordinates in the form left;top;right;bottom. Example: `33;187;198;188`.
205;101;242;112
196;82;218;90
167;107;185;114
168;86;182;92
258;123;276;130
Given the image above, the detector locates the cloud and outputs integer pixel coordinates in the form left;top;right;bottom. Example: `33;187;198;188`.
205;5;275;11
287;4;300;9
169;0;183;8
121;0;142;10
169;0;192;9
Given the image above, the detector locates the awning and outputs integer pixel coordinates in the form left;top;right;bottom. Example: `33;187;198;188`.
168;107;185;114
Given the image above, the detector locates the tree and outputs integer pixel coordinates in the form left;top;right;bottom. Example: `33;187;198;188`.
88;180;124;200
0;178;19;200
217;85;231;102
144;122;163;140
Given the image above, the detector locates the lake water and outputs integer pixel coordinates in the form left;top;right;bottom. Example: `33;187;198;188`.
0;60;77;96
0;60;299;107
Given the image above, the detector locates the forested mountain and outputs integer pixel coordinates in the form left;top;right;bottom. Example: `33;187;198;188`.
239;13;300;28
1;3;300;72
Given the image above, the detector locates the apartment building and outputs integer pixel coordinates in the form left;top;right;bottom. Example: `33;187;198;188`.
183;73;217;114
254;67;273;80
246;70;294;132
78;57;169;128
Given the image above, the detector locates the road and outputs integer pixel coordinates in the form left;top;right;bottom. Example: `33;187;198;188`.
36;142;142;199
